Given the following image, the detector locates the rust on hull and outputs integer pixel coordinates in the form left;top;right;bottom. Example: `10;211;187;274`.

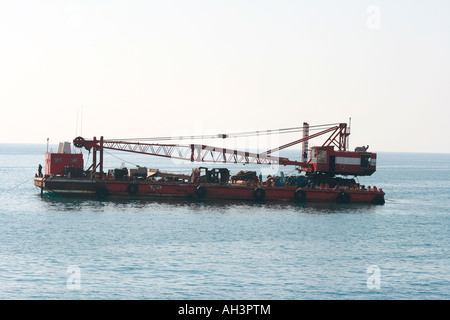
35;122;386;205
34;176;385;204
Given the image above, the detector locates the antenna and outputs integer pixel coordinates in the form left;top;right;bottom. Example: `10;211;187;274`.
80;105;83;137
348;117;351;150
75;108;79;137
302;122;309;162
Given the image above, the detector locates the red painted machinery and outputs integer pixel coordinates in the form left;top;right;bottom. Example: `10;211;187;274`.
34;121;385;204
71;122;376;178
45;142;84;177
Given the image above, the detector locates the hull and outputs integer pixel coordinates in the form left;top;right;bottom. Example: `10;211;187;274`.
34;177;385;204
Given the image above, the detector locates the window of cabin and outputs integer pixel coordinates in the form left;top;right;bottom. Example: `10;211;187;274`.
361;154;371;168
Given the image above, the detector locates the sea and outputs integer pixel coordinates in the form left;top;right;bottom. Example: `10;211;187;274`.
0;143;449;300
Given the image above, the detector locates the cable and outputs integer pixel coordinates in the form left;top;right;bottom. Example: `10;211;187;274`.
104;123;342;143
84;150;90;171
1;177;35;194
104;150;140;167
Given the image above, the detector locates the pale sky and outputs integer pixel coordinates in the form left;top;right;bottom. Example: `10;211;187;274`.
1;0;449;153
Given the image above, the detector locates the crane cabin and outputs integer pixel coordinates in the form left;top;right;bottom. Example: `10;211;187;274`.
309;145;376;176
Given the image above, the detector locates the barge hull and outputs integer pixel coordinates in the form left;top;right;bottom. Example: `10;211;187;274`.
34;177;385;204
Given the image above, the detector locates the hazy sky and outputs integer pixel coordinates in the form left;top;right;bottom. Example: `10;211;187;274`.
1;0;449;153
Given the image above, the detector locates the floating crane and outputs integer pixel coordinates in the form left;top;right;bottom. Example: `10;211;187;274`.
35;122;384;204
72;122;375;177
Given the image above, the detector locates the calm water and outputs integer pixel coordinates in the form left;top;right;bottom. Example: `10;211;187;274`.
0;144;449;299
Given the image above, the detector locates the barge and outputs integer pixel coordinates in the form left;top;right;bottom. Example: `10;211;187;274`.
34;122;385;204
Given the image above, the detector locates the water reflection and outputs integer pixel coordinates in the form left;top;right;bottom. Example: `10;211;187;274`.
39;193;107;212
38;192;379;215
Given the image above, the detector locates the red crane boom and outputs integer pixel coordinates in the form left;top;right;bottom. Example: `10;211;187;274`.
72;122;375;179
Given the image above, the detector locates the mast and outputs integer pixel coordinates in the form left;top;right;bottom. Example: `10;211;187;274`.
302;122;309;162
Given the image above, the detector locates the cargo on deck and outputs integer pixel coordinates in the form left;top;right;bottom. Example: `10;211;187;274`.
34;122;385;205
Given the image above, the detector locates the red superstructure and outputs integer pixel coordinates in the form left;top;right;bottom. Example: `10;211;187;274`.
44;142;84;176
34;122;385;204
308;146;376;176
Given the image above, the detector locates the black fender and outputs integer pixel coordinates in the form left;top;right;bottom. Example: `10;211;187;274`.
372;194;385;205
294;189;306;202
127;183;139;195
196;185;207;198
253;187;266;200
336;191;351;204
96;185;108;199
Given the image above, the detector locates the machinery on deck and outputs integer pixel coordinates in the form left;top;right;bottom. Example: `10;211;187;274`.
35;122;384;204
71;122;376;184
